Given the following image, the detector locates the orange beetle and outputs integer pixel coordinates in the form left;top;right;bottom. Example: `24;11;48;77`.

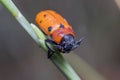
35;10;83;58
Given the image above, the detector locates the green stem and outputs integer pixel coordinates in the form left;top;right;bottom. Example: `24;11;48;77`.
31;24;81;80
0;0;81;80
0;0;39;44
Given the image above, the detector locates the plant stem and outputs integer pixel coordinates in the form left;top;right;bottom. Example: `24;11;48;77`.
0;0;81;80
31;24;81;80
0;0;39;44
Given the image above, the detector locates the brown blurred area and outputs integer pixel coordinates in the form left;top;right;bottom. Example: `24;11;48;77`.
0;0;120;80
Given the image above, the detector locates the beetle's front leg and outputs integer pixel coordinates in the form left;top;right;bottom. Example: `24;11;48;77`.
45;39;58;58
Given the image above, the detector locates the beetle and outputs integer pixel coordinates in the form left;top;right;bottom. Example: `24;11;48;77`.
35;10;83;58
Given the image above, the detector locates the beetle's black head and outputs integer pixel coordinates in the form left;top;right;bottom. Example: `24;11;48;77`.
59;34;75;53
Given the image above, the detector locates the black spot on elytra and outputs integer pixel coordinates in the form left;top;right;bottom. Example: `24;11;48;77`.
40;20;42;23
59;24;64;28
48;26;52;32
43;14;47;17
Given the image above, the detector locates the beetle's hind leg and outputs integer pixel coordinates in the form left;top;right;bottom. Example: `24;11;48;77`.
45;39;58;58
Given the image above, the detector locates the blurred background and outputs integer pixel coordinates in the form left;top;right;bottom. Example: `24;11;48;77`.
0;0;120;80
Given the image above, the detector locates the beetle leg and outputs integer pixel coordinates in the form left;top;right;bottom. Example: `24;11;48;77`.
47;50;54;58
45;39;58;58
